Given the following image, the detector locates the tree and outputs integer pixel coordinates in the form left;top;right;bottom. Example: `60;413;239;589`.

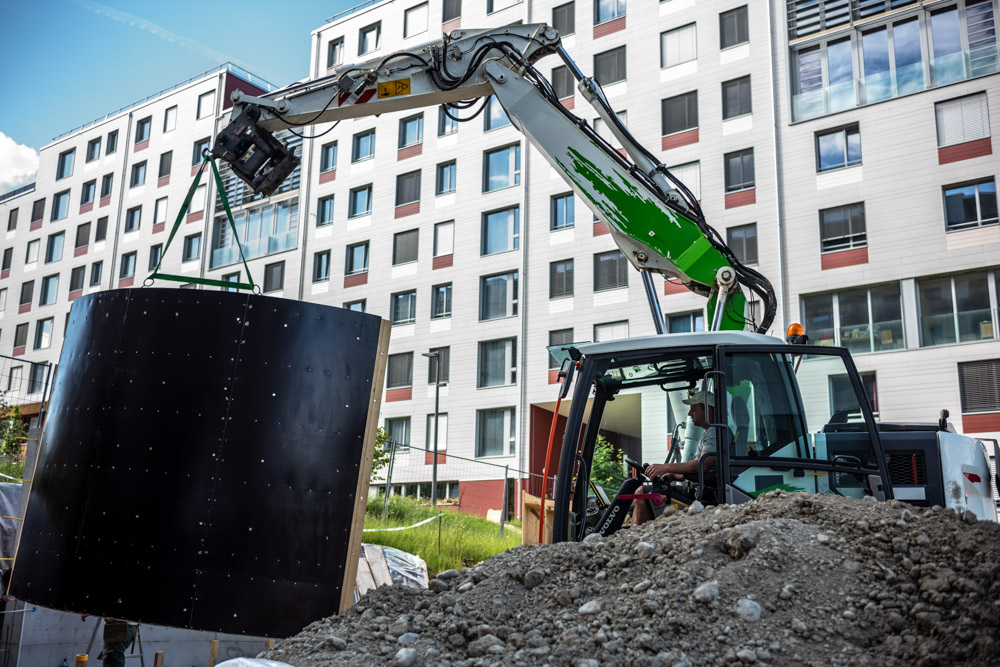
590;434;626;493
370;426;392;481
0;394;28;460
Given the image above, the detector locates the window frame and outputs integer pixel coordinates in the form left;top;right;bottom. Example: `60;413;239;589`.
723;148;755;193
182;233;202;262
359;22;382;55
392;229;420;266
395;170;422;207
551;192;575;230
819;202;867;252
660;23;697;69
135;116;152;144
263;261;285;293
320;141;338;173
431;283;452;319
801;282;907;353
481;206;520;256
593;250;629;291
720;5;749;49
391;289;418;326
661;91;698;136
479;270;519;321
387;352;414;389
482;144;521;192
348;184;373;218
553;2;575;35
942;177;998;231
398;114;424;149
313;250;331;283
327;37;345;69
815;124;863;172
351;129;376;162
726;223;758;265
435;160;457;195
477;337;518;388
593;45;627;86
722;75;752;120
549;258;575;299
594;0;625;25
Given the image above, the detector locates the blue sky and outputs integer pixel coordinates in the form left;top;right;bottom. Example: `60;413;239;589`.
0;0;363;192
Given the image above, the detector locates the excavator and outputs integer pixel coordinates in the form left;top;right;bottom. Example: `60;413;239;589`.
211;24;998;539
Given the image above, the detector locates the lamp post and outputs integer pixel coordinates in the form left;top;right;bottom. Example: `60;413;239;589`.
422;351;445;512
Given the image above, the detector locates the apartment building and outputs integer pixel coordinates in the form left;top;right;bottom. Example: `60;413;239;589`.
1;0;996;517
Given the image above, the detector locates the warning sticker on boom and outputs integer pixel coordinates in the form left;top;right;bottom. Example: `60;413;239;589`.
377;79;411;98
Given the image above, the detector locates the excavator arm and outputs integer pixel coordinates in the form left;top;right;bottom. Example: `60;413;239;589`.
212;24;775;333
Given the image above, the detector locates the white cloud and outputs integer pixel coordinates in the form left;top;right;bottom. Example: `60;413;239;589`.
0;132;39;193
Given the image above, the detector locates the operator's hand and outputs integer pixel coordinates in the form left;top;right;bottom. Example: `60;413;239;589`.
644;463;675;481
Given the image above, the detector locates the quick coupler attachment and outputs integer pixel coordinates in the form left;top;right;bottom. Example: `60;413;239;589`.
211;104;301;197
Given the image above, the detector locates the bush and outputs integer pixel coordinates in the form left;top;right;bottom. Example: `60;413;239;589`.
590;434;626;493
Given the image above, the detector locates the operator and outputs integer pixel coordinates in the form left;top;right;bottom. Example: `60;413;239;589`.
633;389;717;525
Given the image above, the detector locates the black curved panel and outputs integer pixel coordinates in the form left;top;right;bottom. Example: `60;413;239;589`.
10;289;386;637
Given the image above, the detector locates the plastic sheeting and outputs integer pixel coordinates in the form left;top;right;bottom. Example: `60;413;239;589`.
216;660;293;667
382;545;428;590
0;483;22;579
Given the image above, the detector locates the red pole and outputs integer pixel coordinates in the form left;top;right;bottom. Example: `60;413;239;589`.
538;394;563;545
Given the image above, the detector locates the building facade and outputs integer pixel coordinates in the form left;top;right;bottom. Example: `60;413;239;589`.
1;0;996;516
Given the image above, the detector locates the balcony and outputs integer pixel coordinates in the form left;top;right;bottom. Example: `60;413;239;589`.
210;228;298;269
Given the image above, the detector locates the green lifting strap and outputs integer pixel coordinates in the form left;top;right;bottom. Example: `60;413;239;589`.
145;155;258;292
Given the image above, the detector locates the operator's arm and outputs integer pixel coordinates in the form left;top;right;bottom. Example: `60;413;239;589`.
645;455;716;480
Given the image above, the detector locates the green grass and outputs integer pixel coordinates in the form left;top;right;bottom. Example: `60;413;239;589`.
0;458;25;483
363;495;522;576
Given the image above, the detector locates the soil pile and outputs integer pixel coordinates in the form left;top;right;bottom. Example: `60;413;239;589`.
262;493;1000;666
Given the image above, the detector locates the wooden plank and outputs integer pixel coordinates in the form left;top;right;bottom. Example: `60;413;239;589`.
153;652;165;667
355;553;376;596
364;544;393;589
208;639;219;667
340;318;392;612
266;638;276;650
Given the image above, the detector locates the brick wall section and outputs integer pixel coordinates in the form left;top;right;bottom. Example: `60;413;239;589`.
398;144;422;160
962;412;1000;433
662;129;698;151
187;210;204;223
938;138;992;165
433;254;453;270
725;189;756;209
663;280;688;295
594;16;625;39
443;18;461;33
319;170;337;184
528;405;568;499
395;202;420;218
344;272;368;288
560;97;575;110
424;451;447;465
385;387;412;402
593;221;610;236
821;247;869;270
80;203;93;214
459;479;505;518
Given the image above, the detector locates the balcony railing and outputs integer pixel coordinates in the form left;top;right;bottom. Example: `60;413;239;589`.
793;45;999;122
210;228;298;269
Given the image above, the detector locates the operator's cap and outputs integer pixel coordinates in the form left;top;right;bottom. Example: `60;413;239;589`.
682;389;714;406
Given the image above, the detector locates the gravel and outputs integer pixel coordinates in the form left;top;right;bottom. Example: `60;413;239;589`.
261;492;1000;666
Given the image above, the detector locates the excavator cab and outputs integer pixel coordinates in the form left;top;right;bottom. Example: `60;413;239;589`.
551;332;894;542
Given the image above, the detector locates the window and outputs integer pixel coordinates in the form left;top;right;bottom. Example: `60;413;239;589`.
75;222;91;249
549;193;575;231
552;66;574;100
802;283;905;353
918;271;996;347
192;137;210;165
6;209;16;232
396;171;421;206
349;185;373;217
393;229;419;265
594;320;629;341
404;2;428;37
438;106;458;136
594;250;628;291
661;91;698;135
81;180;95;206
51;191;70;221
482;207;520;255
182;234;201;262
313;250;330;282
479;338;517;388
720;6;749;49
592;110;627;148
70;266;86;292
816;125;862;172
130;161;147;187
660;23;696;69
594;0;625;24
33;318;53;350
39;275;58;306
594;46;626;85
958;359;1000;414
13;324;27;349
943;178;997;231
484;96;511;131
427;346;450;383
0;288;6;311
476;407;515;457
125;206;141;233
327;37;344;69
387;353;414;389
820;203;866;252
31;198;45;223
550;259;574;299
488;0;521;12
86;137;101;162
399;114;423;148
425;413;449;452
385;417;410;450
443;0;461;21
724;148;754;192
345;299;366;313
434;221;454;257
45;233;64;263
722;76;752;119
935;93;990;148
320;141;338;172
163;105;177;133
135;116;151;144
90;261;103;286
56;149;75;180
119;251;136;279
19;282;32;306
727;224;758;265
154;197;168;227
548;328;573;368
25;240;39;264
480;271;518;320
553;2;575;35
352;130;375;162
196;91;214;120
97;174;113;201
148;244;163;272
317;195;335;227
190;185;207;215
792;37;856;121
436;161;456;195
359;22;381;55
483;144;521;192
667;311;704;333
158;151;172;178
668;161;700;200
263;262;284;293
106;129;118;154
431;283;452;319
391;290;417;325
2;248;12;271
95;217;108;242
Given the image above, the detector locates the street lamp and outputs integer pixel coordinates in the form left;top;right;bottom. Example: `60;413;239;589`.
422;350;446;511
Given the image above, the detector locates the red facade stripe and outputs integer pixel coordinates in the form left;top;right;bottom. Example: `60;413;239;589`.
821;247;868;271
661;129;699;151
962;412;1000;433
344;272;368;288
725;189;756;209
938;138;992;165
386;387;412;402
433;254;453;270
594;16;626;39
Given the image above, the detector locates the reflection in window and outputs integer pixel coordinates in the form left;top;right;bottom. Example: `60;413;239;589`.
802;283;904;353
918;272;995;346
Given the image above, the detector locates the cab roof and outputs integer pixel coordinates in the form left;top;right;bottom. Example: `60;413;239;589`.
569;331;786;358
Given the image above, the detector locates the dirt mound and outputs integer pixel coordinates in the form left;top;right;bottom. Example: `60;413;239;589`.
262;493;1000;666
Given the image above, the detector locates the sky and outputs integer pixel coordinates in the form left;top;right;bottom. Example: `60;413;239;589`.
0;0;365;193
